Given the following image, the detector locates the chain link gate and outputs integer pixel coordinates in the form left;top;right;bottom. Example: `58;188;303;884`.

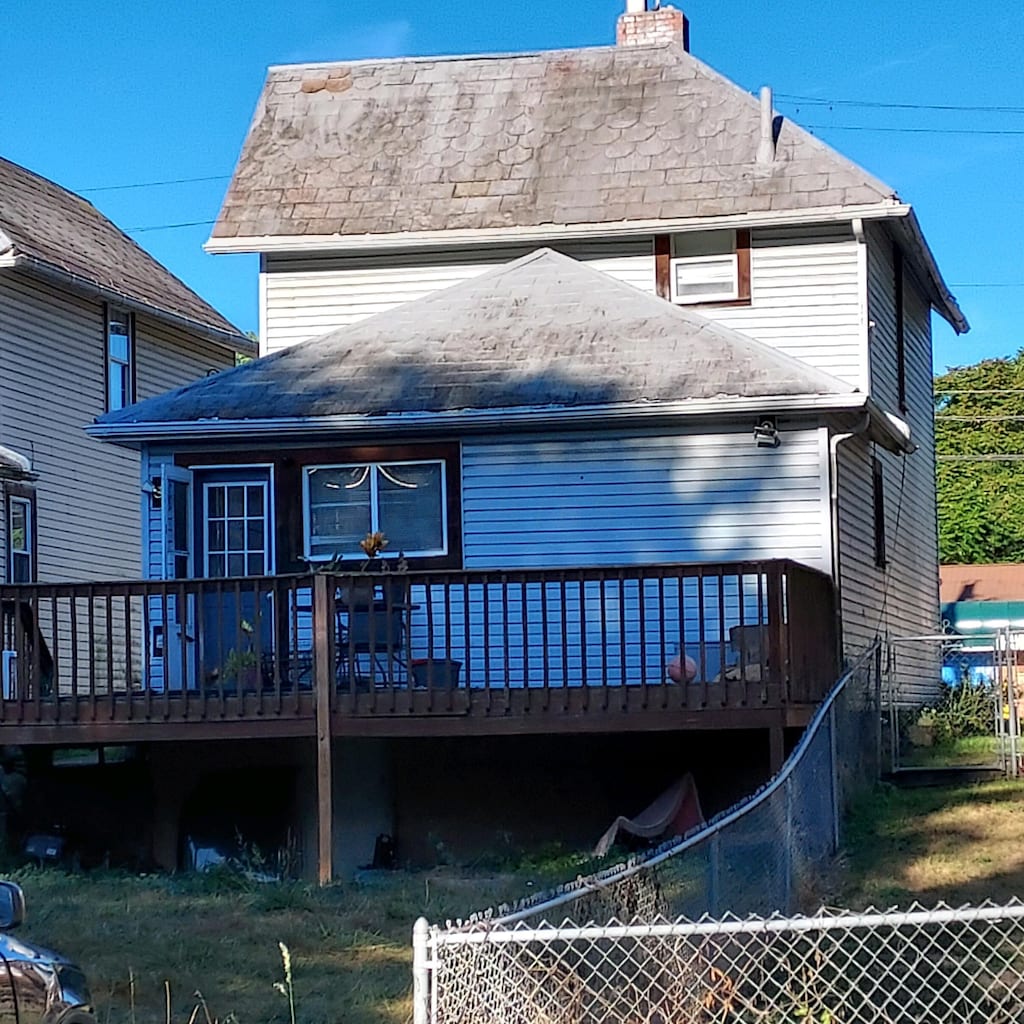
887;629;1021;777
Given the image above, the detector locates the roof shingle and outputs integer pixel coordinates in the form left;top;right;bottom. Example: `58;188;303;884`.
0;157;249;350
97;248;856;430
211;44;896;242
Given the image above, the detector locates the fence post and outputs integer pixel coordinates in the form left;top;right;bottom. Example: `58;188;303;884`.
708;831;721;917
829;703;840;854
782;775;794;913
413;917;431;1024
313;573;334;886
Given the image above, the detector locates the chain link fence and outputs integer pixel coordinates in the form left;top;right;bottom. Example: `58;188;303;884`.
416;901;1024;1024
413;643;889;1024
887;631;1021;775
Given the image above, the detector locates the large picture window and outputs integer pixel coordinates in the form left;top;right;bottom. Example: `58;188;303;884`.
304;460;447;561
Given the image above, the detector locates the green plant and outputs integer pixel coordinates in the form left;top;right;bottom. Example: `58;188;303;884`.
925;679;996;744
221;648;257;683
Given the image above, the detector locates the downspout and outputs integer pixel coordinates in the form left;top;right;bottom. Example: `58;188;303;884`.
829;413;871;669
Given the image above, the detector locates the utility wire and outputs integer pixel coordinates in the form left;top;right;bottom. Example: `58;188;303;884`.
805;123;1024;136
778;94;1024;115
127;219;216;233
77;174;231;193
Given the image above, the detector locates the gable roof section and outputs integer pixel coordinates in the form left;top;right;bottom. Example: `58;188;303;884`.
211;44;895;246
94;248;861;441
0;157;253;354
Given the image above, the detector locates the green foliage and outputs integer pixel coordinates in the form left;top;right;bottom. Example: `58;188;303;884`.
924;681;996;744
936;350;1024;563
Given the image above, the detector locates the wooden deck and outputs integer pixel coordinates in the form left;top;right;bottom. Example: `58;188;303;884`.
0;560;837;744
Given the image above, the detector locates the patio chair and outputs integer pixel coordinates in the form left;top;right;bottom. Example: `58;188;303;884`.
335;576;411;688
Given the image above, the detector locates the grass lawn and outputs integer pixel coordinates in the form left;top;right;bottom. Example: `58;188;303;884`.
8;866;536;1024
837;777;1024;909
900;734;1004;769
8;781;1024;1022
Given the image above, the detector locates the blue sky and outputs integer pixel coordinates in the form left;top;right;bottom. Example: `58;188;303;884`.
3;0;1021;373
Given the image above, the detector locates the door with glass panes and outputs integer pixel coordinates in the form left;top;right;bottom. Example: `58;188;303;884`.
197;472;274;689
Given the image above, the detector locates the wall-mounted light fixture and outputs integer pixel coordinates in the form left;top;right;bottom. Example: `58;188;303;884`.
753;418;781;449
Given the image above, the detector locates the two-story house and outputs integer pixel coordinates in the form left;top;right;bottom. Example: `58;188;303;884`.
0;156;255;587
3;4;966;878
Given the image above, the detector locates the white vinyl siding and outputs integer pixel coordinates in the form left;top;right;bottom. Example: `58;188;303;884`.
703;225;864;388
260;239;655;354
460;427;831;572
0;272;236;584
836;222;939;703
260;228;864;389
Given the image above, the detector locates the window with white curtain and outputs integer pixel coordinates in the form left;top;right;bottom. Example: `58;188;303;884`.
303;460;446;560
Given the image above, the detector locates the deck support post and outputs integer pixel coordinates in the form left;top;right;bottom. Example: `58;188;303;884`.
313;573;334;885
769;723;785;774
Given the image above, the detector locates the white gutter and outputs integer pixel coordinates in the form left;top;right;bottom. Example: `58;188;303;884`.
88;391;872;445
205;203;911;255
0;254;16;269
9;254;256;357
828;412;871;659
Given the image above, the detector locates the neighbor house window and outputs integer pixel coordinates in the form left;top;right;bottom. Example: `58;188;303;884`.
6;492;35;583
304;460;447;560
655;229;752;305
106;305;135;411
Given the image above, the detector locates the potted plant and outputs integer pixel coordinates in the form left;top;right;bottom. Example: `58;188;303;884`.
220;619;259;690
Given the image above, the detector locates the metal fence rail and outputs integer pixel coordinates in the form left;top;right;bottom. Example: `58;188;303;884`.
416;901;1024;1024
413;643;888;1024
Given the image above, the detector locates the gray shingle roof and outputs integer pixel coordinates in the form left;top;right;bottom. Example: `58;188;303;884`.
97;248;855;431
0;157;251;351
211;43;896;242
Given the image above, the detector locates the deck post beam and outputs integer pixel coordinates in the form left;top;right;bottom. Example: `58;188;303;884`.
313;573;334;885
769;723;785;774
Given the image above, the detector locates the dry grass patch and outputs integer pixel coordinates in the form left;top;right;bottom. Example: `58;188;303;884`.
8;867;530;1024
838;778;1024;909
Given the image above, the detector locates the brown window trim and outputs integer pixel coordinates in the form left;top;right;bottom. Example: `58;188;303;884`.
655;229;751;307
5;483;38;584
176;443;463;573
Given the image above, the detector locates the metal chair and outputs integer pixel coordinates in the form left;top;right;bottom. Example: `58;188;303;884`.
336;577;411;688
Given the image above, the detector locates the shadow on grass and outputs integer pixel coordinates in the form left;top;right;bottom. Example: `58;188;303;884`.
839;779;1024;910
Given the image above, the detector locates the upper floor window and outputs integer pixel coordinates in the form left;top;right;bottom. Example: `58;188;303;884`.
6;491;35;583
106;306;135;411
656;229;751;306
303;460;447;561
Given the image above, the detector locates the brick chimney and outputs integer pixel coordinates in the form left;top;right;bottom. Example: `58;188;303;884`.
616;1;690;51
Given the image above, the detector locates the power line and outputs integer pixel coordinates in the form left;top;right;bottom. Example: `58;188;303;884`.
778;93;1024;115
805;123;1024;136
938;455;1024;462
126;219;216;233
77;174;231;193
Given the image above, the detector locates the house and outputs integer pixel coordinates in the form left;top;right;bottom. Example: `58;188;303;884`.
2;3;966;878
0;156;255;588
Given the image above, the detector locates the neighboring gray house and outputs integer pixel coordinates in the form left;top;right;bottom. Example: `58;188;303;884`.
0;156;255;585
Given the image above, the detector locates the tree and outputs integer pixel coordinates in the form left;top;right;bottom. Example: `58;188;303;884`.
935;350;1024;564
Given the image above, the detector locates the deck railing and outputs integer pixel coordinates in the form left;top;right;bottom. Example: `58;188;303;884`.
0;560;836;729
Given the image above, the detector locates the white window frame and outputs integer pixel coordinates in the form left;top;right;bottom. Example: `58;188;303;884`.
106;305;135;412
202;479;271;578
669;252;740;304
6;494;34;584
302;459;448;562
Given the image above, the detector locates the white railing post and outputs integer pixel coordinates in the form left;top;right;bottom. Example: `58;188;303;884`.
413;916;431;1024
